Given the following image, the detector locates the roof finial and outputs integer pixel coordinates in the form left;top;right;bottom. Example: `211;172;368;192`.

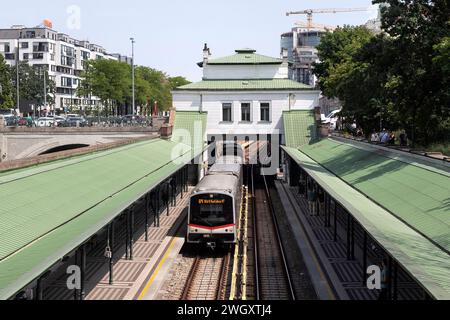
203;43;211;66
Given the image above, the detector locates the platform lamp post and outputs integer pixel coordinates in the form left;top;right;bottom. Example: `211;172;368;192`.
130;37;135;117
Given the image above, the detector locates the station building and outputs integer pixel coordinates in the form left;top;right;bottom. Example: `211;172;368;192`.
172;45;321;161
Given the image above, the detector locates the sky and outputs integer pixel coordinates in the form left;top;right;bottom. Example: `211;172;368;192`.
0;0;378;81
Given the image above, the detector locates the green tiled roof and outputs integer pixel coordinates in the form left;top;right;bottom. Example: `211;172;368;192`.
283;144;450;300
206;49;283;65
175;79;313;91
283;110;319;148
0;138;197;300
299;139;450;253
172;111;208;156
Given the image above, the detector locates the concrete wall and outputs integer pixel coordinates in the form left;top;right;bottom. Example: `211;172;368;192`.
0;128;158;161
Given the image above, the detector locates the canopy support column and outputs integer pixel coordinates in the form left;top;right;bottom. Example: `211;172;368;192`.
362;232;368;286
388;256;393;300
180;169;184;200
108;222;115;285
125;211;130;260
79;244;86;301
351;219;355;260
393;261;398;301
129;207;134;261
145;193;150;242
35;276;44;301
346;212;351;260
334;202;338;242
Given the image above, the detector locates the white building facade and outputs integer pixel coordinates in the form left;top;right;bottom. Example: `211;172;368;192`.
172;46;320;144
0;23;130;115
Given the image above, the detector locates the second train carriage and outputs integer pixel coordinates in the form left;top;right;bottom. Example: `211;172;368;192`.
187;156;243;247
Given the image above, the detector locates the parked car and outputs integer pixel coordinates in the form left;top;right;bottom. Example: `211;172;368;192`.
60;117;88;127
321;109;342;130
4;115;19;126
35;117;56;127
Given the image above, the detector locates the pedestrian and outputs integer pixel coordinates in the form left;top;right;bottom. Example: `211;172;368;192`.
389;133;396;145
356;127;364;138
299;173;306;196
371;130;379;143
380;129;390;144
318;188;325;215
378;258;390;300
307;181;317;216
26;115;33;127
399;130;408;147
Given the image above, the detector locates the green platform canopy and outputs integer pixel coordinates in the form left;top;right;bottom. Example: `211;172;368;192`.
0;111;207;300
283;110;318;148
283;138;450;300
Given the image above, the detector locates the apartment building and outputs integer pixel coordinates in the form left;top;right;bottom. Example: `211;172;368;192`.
0;23;131;115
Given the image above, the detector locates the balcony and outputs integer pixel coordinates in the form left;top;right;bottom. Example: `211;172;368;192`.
32;53;44;60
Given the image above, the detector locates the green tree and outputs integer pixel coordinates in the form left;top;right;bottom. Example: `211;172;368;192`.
372;0;450;145
0;54;14;109
78;59;131;116
10;63;55;111
314;1;450;145
168;76;191;89
136;66;172;112
79;60;189;116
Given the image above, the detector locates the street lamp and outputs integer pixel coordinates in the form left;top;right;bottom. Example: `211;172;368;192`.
130;37;135;117
16;36;20;114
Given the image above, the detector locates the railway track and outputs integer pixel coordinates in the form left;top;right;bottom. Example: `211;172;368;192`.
253;168;296;300
230;166;295;300
181;251;230;300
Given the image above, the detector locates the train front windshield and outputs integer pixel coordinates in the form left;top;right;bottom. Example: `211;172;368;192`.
190;194;234;227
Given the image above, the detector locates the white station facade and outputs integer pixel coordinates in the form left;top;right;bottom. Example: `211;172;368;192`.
172;45;321;144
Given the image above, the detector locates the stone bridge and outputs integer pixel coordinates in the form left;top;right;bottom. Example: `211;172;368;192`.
0;127;159;162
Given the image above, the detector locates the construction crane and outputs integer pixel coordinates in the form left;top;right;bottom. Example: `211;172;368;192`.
286;8;370;29
294;21;336;32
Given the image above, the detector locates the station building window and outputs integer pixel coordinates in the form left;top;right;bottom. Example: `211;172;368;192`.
222;103;232;122
260;102;270;122
241;103;251;122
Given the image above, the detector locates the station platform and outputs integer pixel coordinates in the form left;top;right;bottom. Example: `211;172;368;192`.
275;180;424;300
42;189;191;300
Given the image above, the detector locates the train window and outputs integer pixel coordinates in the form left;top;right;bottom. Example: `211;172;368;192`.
190;195;234;227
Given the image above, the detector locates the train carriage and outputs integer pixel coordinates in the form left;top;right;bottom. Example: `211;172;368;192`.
187;156;243;247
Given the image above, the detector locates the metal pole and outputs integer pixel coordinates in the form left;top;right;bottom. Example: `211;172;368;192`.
180;169;184;199
125;212;129;260
393;261;398;301
35;277;43;301
145;194;149;242
129;208;134;260
157;187;161;227
16;37;20;113
363;232;368;286
80;244;86;301
388;256;393;300
73;250;78;300
347;212;351;260
130;38;135;116
334;202;338;242
43;69;47;114
109;222;114;285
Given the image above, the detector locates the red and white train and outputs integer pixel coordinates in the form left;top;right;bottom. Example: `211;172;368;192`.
187;156;243;248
